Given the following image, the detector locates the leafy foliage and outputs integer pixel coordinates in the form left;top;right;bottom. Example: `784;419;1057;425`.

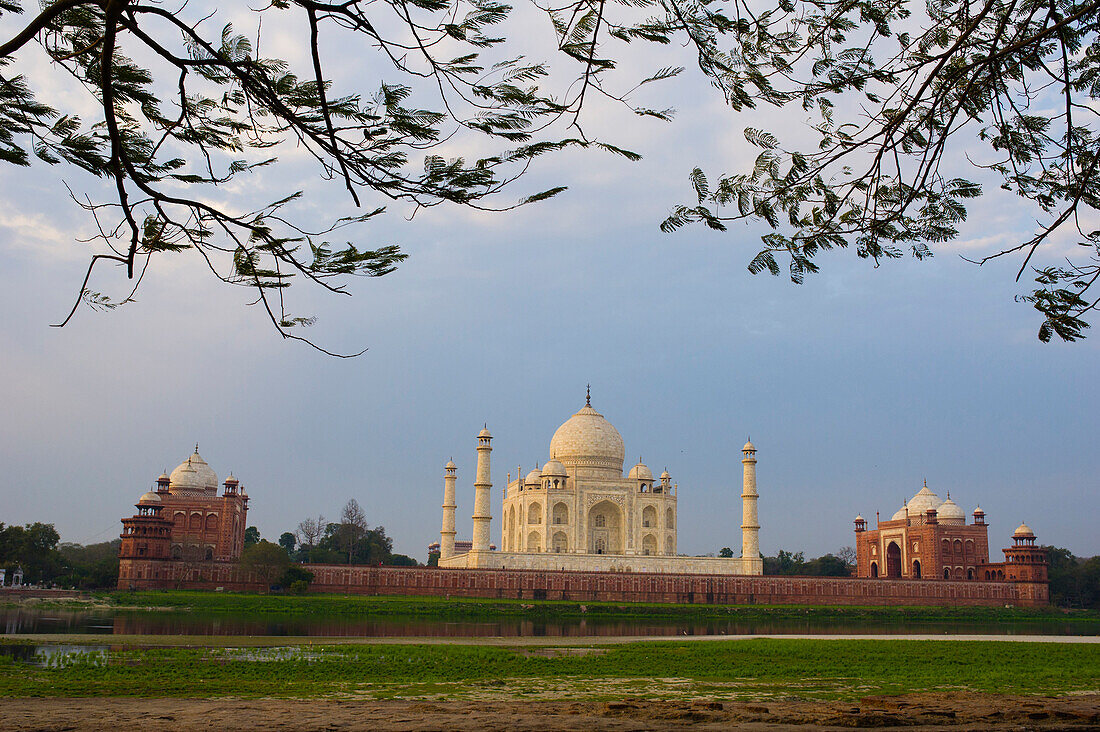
763;549;851;577
662;0;1100;341
289;501;408;565
56;539;121;589
1047;546;1100;608
240;539;291;588
0;0;732;353
0;523;121;588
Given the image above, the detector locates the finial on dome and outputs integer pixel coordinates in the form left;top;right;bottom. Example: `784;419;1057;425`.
923;477;927;488
195;443;199;453
586;383;591;407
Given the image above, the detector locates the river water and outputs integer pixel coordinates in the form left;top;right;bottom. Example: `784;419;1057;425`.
2;608;1096;638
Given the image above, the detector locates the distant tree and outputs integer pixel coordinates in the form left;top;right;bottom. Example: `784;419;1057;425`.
244;526;260;548
280;564;315;591
295;515;325;562
837;546;857;569
278;532;296;555
426;550;440;568
802;553;851;577
337;499;368;564
718;547;734;558
360;526;394;565
56;539;121;589
0;522;64;584
1046;546;1100;609
763;549;806;576
386;553;419;567
241;540;290;590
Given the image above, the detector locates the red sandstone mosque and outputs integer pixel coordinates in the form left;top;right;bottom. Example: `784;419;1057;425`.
853;482;1047;586
119;447;249;573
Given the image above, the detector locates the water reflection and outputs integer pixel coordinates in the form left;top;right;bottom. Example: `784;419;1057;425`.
0;608;1095;638
0;643;108;667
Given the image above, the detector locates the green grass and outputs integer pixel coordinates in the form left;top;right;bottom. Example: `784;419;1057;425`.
40;590;1100;625
0;639;1097;699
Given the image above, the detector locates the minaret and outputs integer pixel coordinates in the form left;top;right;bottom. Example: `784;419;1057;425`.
440;459;457;559
471;426;493;552
741;439;760;563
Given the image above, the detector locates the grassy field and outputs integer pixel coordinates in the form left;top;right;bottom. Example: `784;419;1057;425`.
16;590;1099;626
0;638;1097;700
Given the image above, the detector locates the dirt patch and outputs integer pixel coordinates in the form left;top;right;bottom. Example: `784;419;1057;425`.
4;693;1098;730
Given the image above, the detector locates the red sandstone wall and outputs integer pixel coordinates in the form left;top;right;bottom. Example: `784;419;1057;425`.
118;560;1048;607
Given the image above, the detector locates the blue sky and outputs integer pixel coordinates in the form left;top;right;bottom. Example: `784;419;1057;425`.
1;2;1097;562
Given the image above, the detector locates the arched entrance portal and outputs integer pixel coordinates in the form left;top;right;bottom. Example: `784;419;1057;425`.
886;541;902;578
587;500;624;555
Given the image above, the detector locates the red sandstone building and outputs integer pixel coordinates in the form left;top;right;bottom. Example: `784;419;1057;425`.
118;447;249;573
854;482;1047;595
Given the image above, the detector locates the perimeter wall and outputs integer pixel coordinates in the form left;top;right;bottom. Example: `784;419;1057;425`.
118;560;1048;606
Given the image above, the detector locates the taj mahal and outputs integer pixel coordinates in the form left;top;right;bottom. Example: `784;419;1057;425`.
437;390;764;575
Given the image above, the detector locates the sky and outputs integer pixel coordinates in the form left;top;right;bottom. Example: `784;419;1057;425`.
1;2;1097;562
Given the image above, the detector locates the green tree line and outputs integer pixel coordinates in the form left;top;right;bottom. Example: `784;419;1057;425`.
0;522;120;589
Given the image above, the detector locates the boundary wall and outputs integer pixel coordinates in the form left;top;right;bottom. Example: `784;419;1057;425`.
119;559;1048;606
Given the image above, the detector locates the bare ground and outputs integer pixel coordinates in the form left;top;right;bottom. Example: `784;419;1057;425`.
5;694;1099;731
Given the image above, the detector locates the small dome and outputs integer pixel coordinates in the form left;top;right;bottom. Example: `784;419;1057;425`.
937;497;965;522
660;469;670;480
973;505;985;514
541;459;567;477
478;426;492;438
445;460;456;470
525;468;543;485
854;514;864;522
224;474;239;485
1013;522;1035;538
743;440;756;452
628;461;653;481
156;472;169;482
137;491;161;504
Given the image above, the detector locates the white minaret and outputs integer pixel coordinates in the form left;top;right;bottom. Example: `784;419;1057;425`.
471;426;493;552
440;459;457;559
741;439;760;563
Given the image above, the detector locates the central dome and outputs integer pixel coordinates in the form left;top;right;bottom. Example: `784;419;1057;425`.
549;401;625;476
169;447;218;494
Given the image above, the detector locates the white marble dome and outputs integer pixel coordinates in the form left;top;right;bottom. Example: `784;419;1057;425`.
549;402;625;475
169;448;217;493
525;468;543;485
937;496;965;524
541;459;567;477
628;462;653;481
1014;522;1035;538
892;483;941;520
137;491;161;504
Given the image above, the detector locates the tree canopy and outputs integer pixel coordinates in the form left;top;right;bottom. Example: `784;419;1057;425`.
5;0;1098;345
0;0;716;353
662;0;1100;342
